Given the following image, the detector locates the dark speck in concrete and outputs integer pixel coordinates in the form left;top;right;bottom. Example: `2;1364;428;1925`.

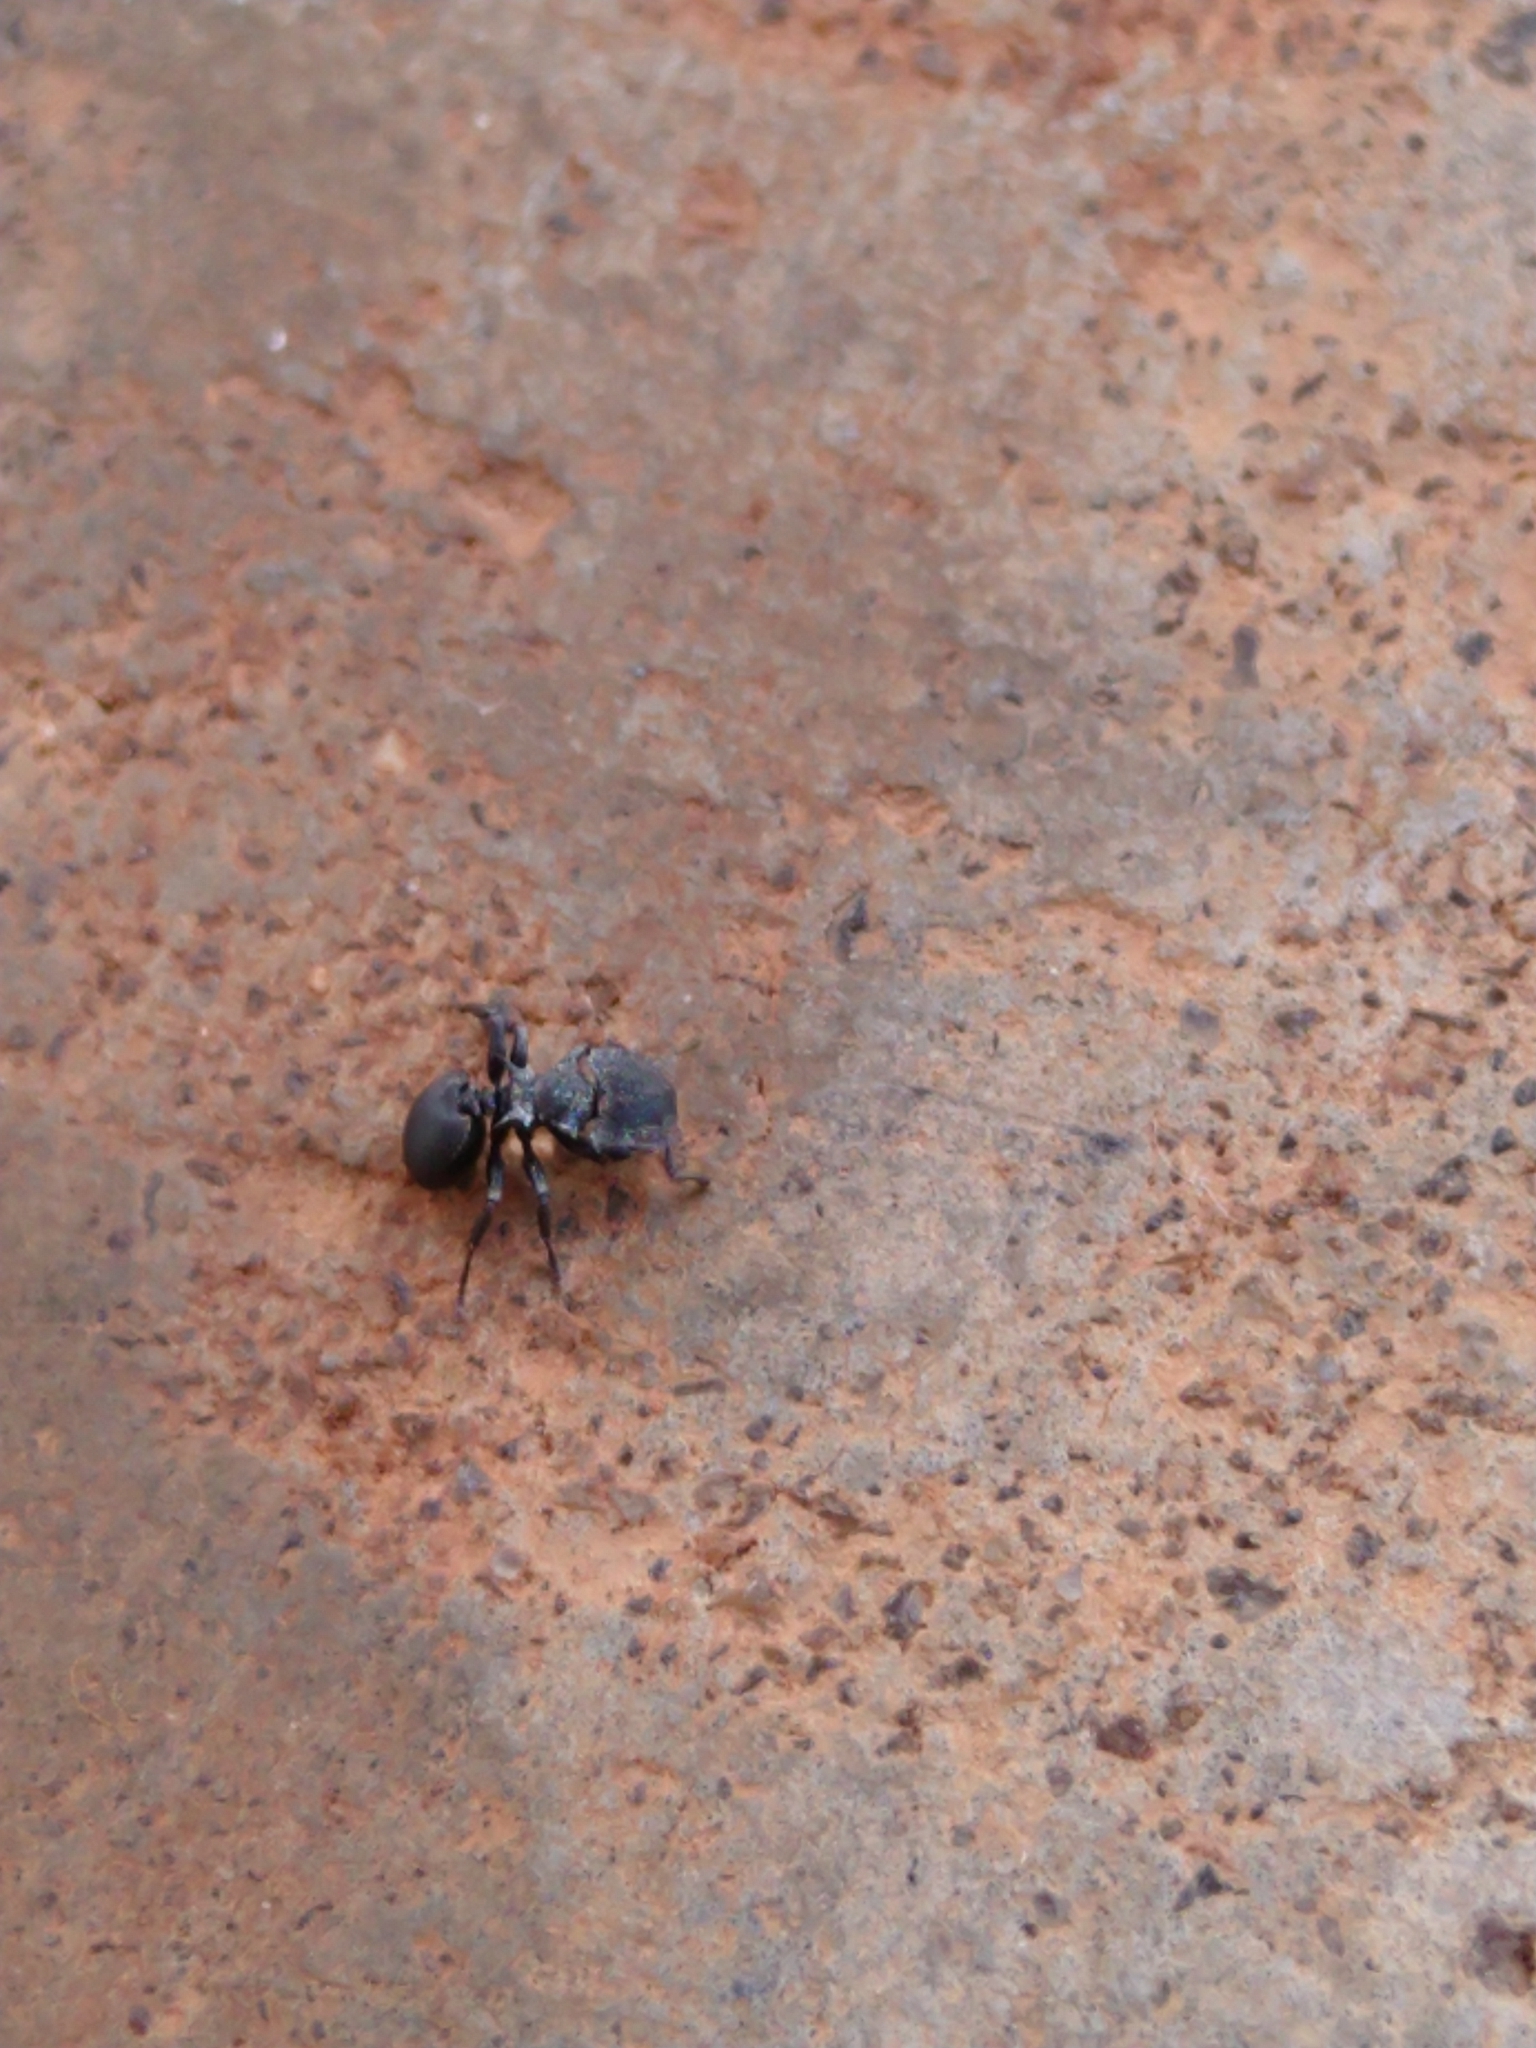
1416;1156;1472;1205
1174;1864;1231;1912
1096;1714;1155;1761
1474;12;1536;87
1455;630;1495;668
1206;1567;1288;1618
1274;1006;1323;1040
1346;1525;1383;1569
454;1460;492;1503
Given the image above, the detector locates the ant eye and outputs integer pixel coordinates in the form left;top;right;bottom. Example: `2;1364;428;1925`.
403;1071;485;1188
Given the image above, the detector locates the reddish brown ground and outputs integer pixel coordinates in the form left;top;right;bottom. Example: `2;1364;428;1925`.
6;2;1536;2042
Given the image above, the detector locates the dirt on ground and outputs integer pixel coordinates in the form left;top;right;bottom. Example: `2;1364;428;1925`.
6;2;1536;2043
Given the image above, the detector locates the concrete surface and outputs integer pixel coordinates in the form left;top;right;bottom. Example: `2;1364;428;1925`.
5;0;1536;2040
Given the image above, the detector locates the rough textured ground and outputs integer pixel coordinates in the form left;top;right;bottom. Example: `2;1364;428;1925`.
6;0;1536;2041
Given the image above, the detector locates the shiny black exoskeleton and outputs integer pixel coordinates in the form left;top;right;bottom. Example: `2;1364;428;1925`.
402;998;708;1304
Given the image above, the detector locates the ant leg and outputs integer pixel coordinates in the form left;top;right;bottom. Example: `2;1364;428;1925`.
459;999;531;1081
518;1135;562;1289
458;1002;508;1087
505;1008;530;1070
457;1130;507;1309
661;1132;710;1191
